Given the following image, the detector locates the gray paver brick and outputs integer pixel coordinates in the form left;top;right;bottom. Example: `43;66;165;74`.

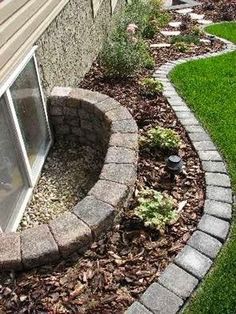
205;173;231;187
188;230;222;259
175;245;212;279
0;233;22;271
49;212;92;257
204;199;232;220
201;161;227;173
73;196;115;237
109;133;138;151
206;186;232;203
105;147;136;164
140;283;183;314
111;119;138;133
198;150;222;161
198;214;230;242
188;132;211;142
125;302;152;314
158;263;198;299
100;163;136;185
193;141;216;151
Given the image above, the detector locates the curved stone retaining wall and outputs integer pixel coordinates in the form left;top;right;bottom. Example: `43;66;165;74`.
0;88;138;271
125;33;236;314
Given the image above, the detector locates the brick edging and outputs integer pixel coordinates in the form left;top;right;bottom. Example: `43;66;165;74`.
0;88;138;271
125;30;236;313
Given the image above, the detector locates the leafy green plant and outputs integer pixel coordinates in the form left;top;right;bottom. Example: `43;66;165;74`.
140;77;163;96
171;34;200;45
143;55;155;69
135;189;178;230
142;22;157;39
141;126;181;150
154;10;172;28
191;25;205;37
173;41;190;52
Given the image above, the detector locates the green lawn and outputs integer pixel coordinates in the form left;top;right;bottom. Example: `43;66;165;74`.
170;22;236;314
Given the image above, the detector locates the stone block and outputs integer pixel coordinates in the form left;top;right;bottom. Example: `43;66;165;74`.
158;263;198;299
140;283;183;314
109;133;138;151
171;105;190;112
100;163;136;185
0;232;22;271
188;132;211;142
175;245;212;279
73;196;115;237
88;179;129;207
105;147;137;164
185;125;205;133
205;173;231;188
179;118;199;126
50;106;63;116
64;106;77;116
49;212;92;257
105;107;132;122
201;161;227;173
198;214;230;242
111;119;138;133
175;111;195;119
188;230;222;259
193;141;216;151
125;302;152;314
21;224;59;269
204;199;232;220
206;186;232;203
70;88;108;107
55;124;70;135
198;150;222;161
95;97;120;113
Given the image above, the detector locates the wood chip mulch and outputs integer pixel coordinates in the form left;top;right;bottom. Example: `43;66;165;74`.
0;2;230;313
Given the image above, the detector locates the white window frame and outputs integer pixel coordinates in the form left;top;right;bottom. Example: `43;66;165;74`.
0;46;52;232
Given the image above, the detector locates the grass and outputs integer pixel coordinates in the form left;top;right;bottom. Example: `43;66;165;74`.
170;22;236;314
206;22;236;44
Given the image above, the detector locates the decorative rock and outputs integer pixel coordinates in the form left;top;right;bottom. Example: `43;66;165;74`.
169;21;182;28
125;302;152;314
21;224;59;269
161;30;181;36
140;283;183;314
204;199;232;220
197;19;212;25
198;214;230;242
100;163;137;185
205;172;231;187
176;8;193;14
188;230;222;259
88;179;129;207
206;186;232;203
109;133;138;151
158;263;198;299
175;245;212;279
73;196;115;237
105;147;137;164
201;161;227;173
190;13;204;20
150;43;171;48
0;233;22;271
49;212;92;257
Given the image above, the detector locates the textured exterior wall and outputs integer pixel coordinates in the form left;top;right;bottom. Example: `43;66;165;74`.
36;0;125;95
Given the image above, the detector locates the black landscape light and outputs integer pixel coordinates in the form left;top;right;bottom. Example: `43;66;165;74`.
166;155;183;180
208;35;215;46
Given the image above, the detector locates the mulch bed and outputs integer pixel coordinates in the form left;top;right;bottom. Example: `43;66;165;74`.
0;2;230;313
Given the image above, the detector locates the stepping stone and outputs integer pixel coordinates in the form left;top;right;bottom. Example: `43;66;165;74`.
150;43;171;48
200;38;211;44
176;8;193;14
197;19;212;25
161;30;181;36
189;13;204;20
169;21;182;28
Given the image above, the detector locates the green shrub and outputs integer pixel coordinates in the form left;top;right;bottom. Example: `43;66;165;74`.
142;22;157;39
143;55;155;69
191;25;205;37
141;126;181;150
171;34;200;45
135;189;178;230
173;41;190;52
140;77;163;95
154;10;172;28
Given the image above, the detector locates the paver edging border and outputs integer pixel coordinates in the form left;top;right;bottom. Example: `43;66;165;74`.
0;88;138;271
125;27;236;314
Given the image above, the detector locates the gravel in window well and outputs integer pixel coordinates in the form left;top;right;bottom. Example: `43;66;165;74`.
18;141;104;231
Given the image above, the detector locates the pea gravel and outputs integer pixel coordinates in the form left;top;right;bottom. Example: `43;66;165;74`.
18;141;104;231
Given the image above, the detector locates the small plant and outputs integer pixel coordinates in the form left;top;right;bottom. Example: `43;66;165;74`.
135;189;178;230
173;41;190;52
142;21;157;39
171;34;200;45
142;126;181;150
154;10;172;28
180;14;191;31
191;25;205;37
140;77;163;96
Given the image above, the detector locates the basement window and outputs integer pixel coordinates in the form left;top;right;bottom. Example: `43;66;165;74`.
0;47;52;232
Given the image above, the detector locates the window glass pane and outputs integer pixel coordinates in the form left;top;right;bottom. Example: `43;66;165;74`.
10;58;50;167
0;96;27;231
